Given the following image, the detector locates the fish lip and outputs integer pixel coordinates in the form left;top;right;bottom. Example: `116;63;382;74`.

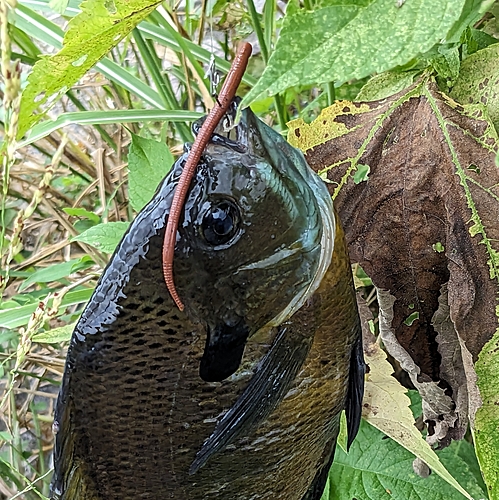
191;98;254;154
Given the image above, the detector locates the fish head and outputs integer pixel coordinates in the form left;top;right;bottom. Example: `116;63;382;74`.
173;102;335;382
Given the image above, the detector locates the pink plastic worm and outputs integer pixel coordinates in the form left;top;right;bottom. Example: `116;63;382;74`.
162;42;252;311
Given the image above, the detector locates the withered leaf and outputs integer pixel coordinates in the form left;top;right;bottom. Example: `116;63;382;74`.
361;322;473;500
288;80;499;457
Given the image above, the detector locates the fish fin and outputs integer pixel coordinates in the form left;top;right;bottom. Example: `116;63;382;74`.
345;332;366;449
50;351;99;499
50;458;99;500
300;436;337;500
50;376;75;499
190;326;313;474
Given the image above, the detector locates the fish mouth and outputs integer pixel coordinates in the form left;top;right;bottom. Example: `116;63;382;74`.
191;97;262;156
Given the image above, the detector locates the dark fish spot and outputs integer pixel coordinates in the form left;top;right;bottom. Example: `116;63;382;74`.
199;321;249;382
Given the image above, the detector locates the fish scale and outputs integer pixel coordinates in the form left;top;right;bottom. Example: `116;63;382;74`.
51;106;364;500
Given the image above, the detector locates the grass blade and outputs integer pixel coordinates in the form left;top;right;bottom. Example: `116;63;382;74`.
19;109;203;147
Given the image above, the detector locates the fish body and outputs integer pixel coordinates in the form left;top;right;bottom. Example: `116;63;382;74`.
50;104;364;500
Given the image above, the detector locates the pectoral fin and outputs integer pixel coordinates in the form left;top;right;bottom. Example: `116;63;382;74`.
345;333;366;449
190;327;312;474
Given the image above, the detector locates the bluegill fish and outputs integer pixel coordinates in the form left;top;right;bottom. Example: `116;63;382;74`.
50;102;365;500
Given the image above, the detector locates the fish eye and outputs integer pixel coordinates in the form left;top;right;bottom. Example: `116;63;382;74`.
201;200;240;246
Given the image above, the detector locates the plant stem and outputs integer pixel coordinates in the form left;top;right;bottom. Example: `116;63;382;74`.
326;81;336;106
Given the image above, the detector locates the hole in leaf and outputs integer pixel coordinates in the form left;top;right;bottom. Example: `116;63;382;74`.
34;92;46;103
404;311;420;326
72;55;88;67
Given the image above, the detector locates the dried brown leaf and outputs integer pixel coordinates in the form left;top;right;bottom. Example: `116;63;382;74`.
288;79;499;449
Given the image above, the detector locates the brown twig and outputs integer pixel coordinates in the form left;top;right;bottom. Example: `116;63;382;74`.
162;42;252;311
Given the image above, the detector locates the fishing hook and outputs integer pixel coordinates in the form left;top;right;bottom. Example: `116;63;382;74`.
162;42;252;311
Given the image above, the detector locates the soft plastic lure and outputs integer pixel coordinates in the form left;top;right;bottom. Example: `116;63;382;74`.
162;42;253;310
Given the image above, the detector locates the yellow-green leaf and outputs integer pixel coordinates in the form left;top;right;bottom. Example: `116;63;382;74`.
362;333;475;499
32;323;76;343
17;0;161;138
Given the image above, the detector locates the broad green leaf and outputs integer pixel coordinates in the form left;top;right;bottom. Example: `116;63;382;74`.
241;0;466;106
325;420;487;500
0;288;93;329
72;221;130;253
440;440;488;497
19;257;93;291
17;0;162;137
32;322;76;343
451;43;499;132
362;334;475;499
356;71;419;101
445;0;494;43
432;44;461;88
15;3;165;109
475;329;499;500
128;134;175;211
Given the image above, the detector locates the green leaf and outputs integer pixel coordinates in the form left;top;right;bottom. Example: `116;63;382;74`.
445;0;494;43
19;257;93;291
356;70;419;101
63;207;100;223
432;44;461;88
450;43;499;132
0;288;94;329
49;0;70;15
17;0;161;137
14;3;167;109
72;221;130;253
32;322;76;343
128;134;174;211
475;327;499;500
325;420;487;500
353;163;370;184
362;333;476;499
241;0;466;106
440;440;488;497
